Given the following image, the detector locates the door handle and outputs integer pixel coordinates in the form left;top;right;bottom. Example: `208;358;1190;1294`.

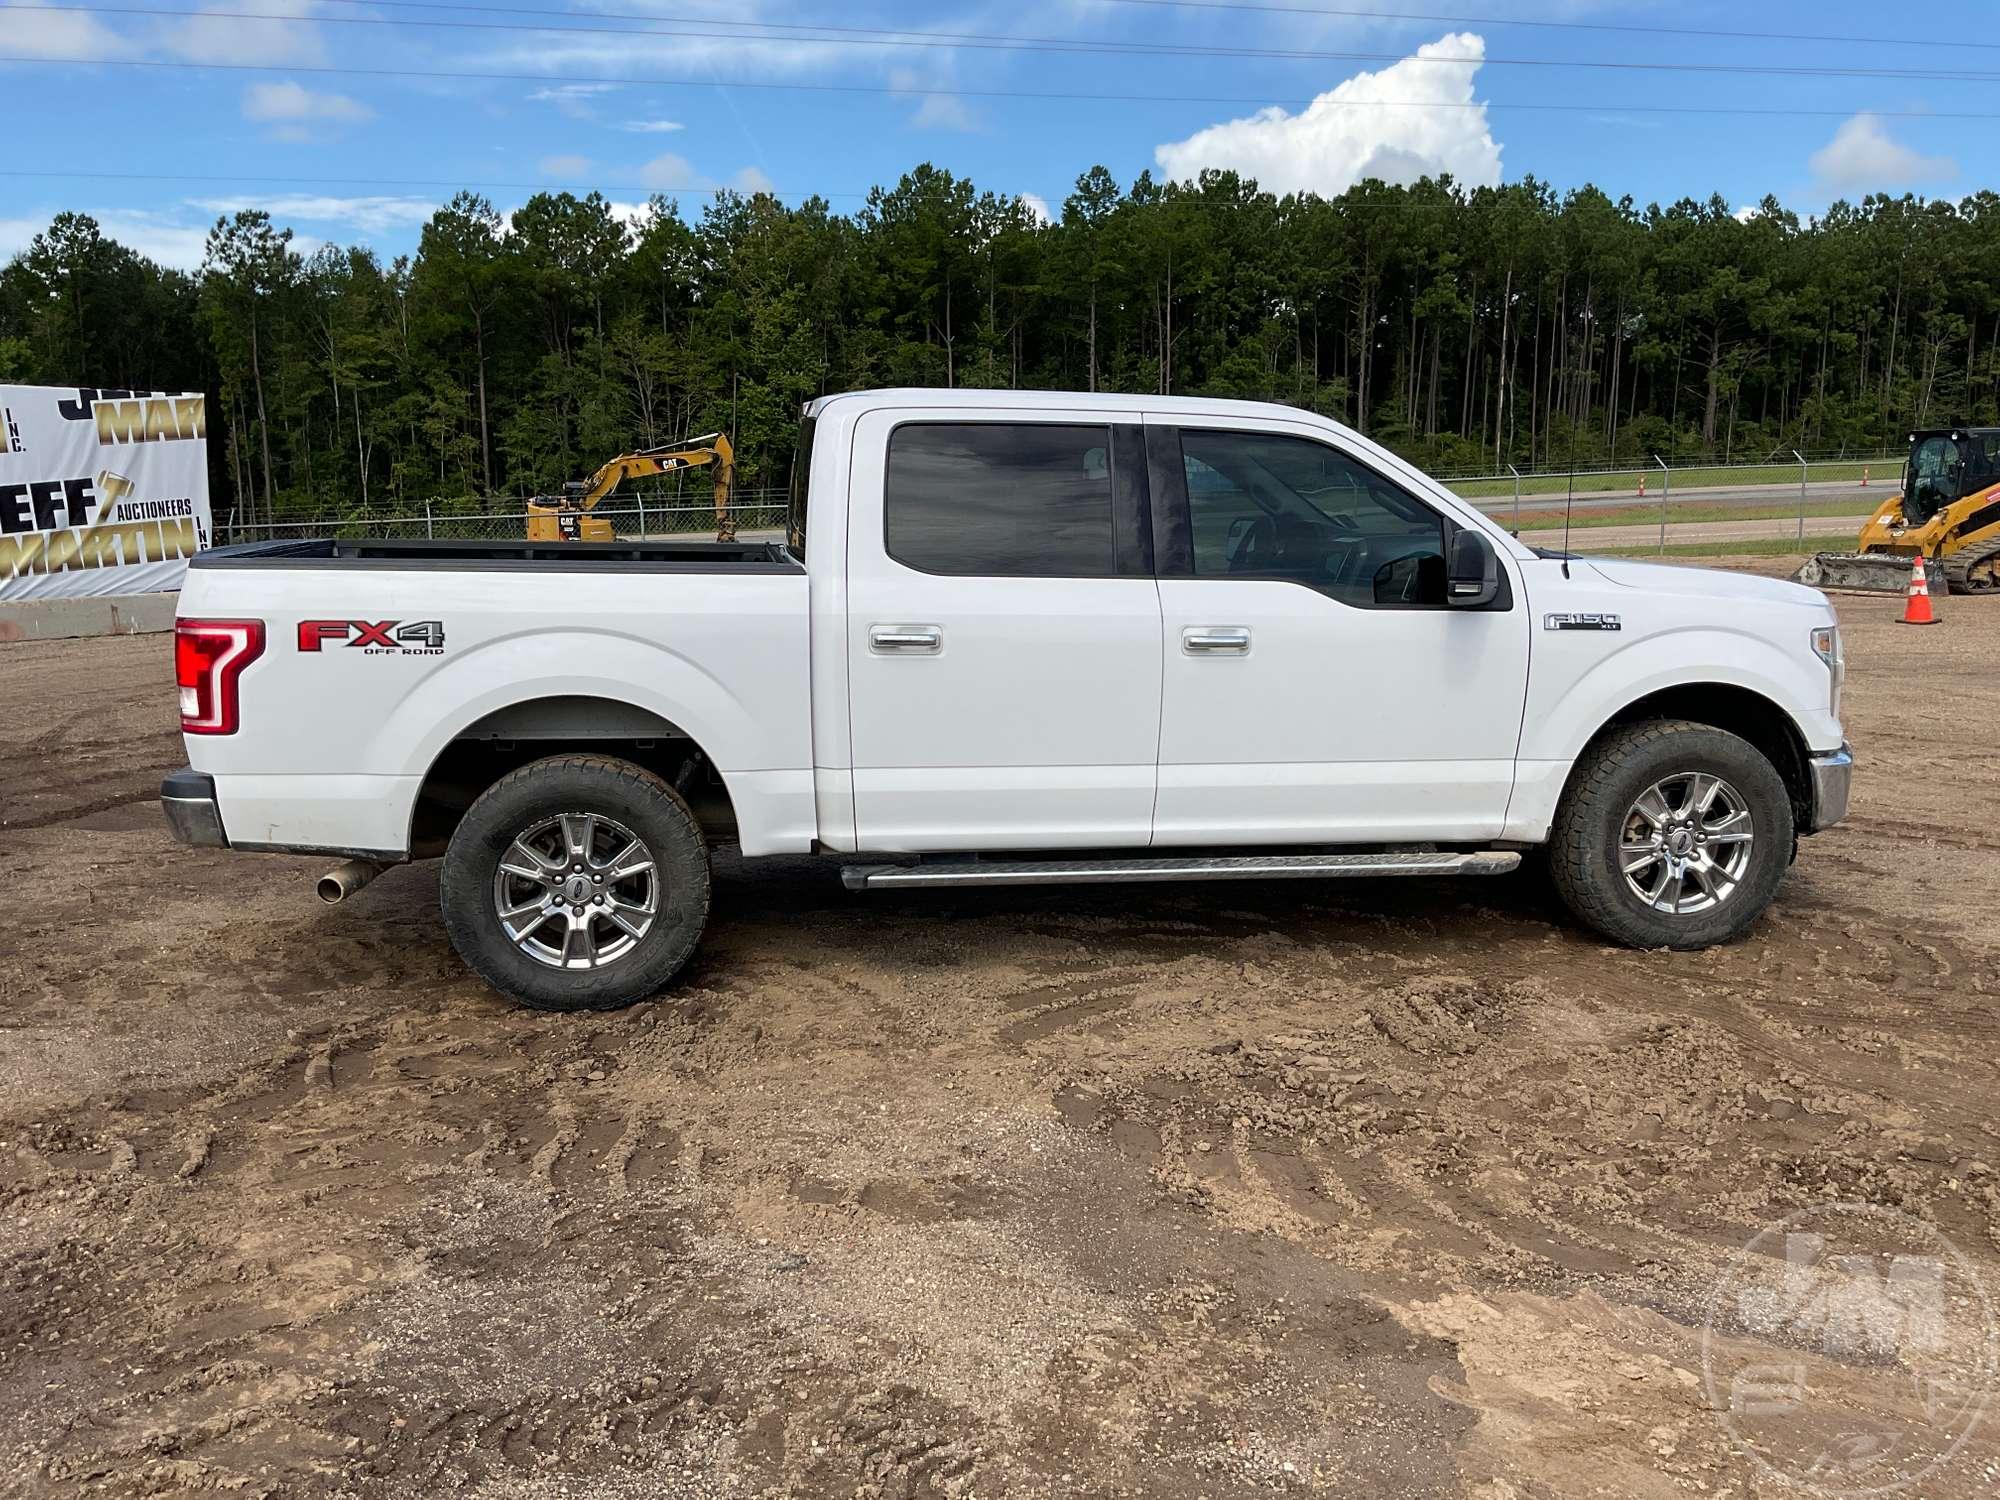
870;625;942;654
1182;627;1251;656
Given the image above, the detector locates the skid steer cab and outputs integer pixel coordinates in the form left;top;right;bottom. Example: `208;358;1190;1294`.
1797;427;2000;595
524;433;736;545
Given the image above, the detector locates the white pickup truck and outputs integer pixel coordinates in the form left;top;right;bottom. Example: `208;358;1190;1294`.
162;389;1851;1010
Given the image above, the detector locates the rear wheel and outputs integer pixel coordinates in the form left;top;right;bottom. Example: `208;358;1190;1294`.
1549;720;1793;950
440;754;710;1010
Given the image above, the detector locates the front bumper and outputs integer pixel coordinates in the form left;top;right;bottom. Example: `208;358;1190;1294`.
1804;743;1853;834
161;767;229;848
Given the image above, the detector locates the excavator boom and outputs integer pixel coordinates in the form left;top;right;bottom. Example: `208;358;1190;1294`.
526;433;736;543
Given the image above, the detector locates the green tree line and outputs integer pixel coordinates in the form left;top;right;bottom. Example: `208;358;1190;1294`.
4;165;1995;525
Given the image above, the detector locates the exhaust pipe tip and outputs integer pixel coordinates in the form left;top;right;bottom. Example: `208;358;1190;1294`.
318;859;387;904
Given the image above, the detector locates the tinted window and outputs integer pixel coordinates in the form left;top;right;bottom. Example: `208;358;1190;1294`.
1181;430;1446;607
886;423;1115;576
785;411;815;561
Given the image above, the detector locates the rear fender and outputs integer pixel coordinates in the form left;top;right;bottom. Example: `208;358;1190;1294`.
383;629;777;779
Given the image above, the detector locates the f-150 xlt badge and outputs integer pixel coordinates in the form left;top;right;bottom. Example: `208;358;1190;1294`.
1543;612;1622;631
297;619;446;655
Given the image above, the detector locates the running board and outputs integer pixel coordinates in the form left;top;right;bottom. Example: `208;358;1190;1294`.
840;850;1521;891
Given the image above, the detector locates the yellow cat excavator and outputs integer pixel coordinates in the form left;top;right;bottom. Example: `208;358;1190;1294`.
1796;427;2000;594
525;433;736;543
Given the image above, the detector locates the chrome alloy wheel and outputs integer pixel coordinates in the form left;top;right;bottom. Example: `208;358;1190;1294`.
1618;772;1755;916
491;812;659;969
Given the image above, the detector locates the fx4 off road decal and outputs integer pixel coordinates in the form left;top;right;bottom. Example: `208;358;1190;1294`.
297;619;446;656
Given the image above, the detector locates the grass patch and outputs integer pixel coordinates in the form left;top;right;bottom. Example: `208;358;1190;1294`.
1581;533;1856;559
1446;458;1898;501
1508;497;1878;532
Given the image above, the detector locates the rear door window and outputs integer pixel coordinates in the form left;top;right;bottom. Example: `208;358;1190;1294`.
885;422;1116;577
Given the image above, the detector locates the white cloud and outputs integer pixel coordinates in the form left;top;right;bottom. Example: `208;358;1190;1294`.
1018;193;1051;225
528;82;620;119
1;210;319;271
538;154;594;179
619;119;685;135
1809;113;1956;193
188;195;435;235
911;93;980;132
639;152;700;191
732;166;775;195
159;0;325;66
887;64;978;132
0;0;129;59
1154;30;1501;197
240;80;371;141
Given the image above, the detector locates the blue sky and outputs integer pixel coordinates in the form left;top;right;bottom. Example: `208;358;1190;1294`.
0;0;1991;268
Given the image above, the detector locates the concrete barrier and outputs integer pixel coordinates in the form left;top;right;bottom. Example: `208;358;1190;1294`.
0;591;178;643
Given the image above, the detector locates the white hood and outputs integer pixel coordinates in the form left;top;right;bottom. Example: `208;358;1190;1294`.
1582;558;1829;610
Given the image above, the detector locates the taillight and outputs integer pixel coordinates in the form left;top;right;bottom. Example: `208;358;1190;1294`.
175;618;264;735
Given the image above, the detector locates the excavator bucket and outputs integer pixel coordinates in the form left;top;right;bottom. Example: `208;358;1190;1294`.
1793;551;1944;596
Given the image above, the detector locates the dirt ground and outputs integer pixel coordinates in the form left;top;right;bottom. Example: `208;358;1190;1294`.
4;562;2000;1498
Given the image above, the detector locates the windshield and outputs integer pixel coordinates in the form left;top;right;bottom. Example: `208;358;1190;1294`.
785;411;816;561
1907;435;1962;523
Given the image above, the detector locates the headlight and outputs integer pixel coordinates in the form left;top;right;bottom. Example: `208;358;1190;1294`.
1811;624;1845;716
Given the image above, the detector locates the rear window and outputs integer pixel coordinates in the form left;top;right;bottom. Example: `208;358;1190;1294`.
884;422;1115;577
785;412;816;562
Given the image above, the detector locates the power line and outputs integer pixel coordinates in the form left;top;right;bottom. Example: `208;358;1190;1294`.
275;0;2000;59
12;52;2000;121
1077;0;2000;54
24;2;2000;82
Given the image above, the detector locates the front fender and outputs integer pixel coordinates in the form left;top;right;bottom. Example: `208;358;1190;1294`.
1521;624;1836;765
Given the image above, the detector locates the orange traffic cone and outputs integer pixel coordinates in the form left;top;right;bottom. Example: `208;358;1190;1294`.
1861;466;1870;487
1637;474;1646;498
1900;553;1939;625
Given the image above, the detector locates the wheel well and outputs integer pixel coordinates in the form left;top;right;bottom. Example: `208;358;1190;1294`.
408;696;739;857
1584;684;1813;829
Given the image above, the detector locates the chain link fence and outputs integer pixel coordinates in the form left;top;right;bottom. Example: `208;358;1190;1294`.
1443;453;1902;556
216;489;790;547
216;455;1901;559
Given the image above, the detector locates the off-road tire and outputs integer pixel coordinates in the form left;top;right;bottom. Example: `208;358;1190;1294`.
441;754;711;1010
1548;719;1793;950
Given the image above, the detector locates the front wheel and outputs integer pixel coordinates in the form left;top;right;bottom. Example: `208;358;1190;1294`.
1548;720;1794;950
440;754;711;1010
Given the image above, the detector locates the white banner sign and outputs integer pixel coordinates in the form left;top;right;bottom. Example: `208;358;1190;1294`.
0;383;212;600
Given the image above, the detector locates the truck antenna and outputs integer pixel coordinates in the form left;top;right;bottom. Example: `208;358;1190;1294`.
1559;422;1579;579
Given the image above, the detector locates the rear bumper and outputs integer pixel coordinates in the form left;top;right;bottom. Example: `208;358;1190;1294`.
161;767;229;848
1804;743;1853;834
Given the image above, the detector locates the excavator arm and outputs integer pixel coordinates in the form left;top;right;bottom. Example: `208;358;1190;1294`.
526;433;737;543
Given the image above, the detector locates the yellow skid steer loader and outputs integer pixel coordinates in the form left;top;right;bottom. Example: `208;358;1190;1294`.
1796;428;2000;594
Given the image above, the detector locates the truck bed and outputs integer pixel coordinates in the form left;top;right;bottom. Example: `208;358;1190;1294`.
190;537;801;573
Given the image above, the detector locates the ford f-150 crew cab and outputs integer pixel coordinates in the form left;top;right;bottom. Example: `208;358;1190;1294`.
161;389;1852;1010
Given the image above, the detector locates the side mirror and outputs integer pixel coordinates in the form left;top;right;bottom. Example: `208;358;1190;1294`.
1447;529;1500;608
